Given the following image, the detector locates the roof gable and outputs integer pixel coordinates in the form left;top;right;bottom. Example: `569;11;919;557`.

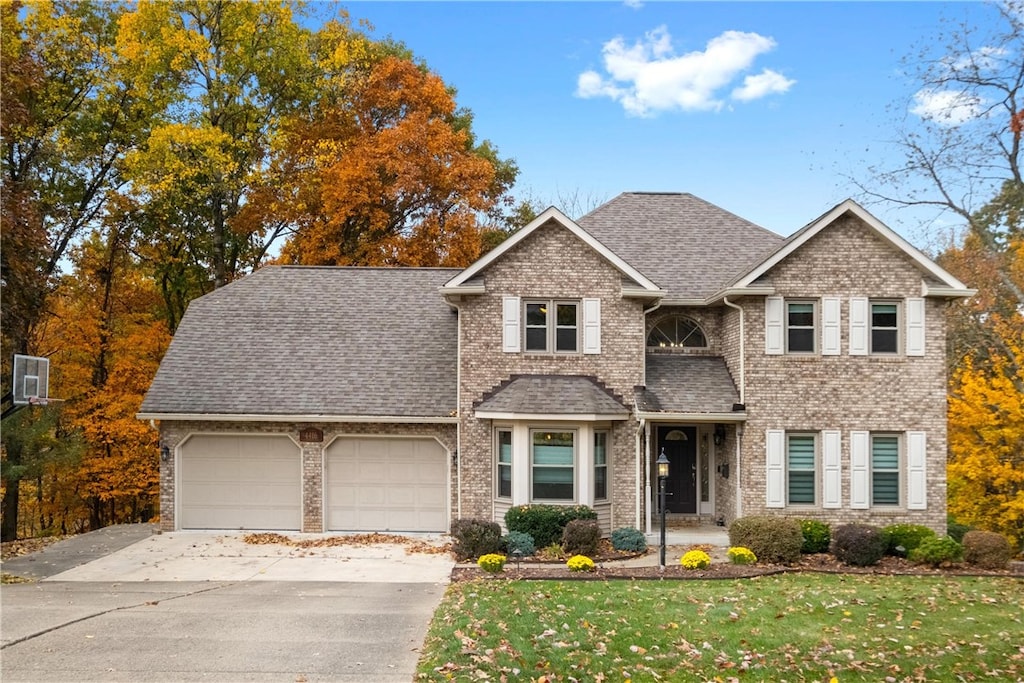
443;206;663;295
731;199;974;296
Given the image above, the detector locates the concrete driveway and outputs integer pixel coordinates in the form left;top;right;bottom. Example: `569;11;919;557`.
1;526;454;682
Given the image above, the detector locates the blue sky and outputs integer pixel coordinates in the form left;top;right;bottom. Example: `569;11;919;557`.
336;1;1004;245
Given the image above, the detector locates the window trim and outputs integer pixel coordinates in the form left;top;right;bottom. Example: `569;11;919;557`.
523;299;580;354
870;432;902;506
647;315;709;349
529;428;577;502
786;432;818;506
785;300;817;354
593;430;609;501
869;300;901;355
495;428;513;500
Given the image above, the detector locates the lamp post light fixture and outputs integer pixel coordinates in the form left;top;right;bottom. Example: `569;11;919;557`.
657;447;670;569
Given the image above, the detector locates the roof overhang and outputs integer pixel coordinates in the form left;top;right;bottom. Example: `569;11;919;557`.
136;413;459;424
442;206;664;296
923;283;978;299
474;411;629;421
636;411;747;422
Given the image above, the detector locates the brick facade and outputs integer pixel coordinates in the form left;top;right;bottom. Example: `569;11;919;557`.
455;219;646;530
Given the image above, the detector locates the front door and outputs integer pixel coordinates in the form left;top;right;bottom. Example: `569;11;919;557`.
657;426;697;514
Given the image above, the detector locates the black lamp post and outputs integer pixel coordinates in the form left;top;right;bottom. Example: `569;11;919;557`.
657;447;670;568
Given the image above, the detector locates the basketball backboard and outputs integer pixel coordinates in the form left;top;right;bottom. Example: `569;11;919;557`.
12;354;49;405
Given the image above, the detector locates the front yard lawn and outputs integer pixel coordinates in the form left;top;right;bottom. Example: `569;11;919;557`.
417;574;1023;681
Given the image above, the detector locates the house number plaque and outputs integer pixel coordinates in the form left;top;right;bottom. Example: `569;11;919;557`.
299;427;323;443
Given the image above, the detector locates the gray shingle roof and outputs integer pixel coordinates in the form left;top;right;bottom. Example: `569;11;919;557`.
637;355;741;414
139;266;459;417
475;375;629;416
577;192;785;300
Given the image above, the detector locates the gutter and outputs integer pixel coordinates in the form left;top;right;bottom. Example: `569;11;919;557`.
135;413;460;424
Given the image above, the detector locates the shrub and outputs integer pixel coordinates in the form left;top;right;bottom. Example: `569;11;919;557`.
882;523;936;556
962;531;1011;569
562;519;601;557
910;536;963;567
505;504;597;549
566;555;595;572
681;549;711;570
947;516;972;543
450;518;502;561
611;526;647;553
502;531;536;557
728;515;803;564
727;546;757;565
537;543;564;560
831;524;887;567
799;519;831;554
477;553;506;574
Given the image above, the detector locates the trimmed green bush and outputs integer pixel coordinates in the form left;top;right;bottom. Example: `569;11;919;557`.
882;523;936;556
505;504;597;548
947;516;972;543
502;530;536;557
450;518;502;561
910;536;963;567
962;530;1011;570
831;524;886;567
728;515;803;564
799;519;831;554
611;526;647;552
562;519;601;557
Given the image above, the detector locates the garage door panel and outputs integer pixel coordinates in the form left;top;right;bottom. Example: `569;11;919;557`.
180;435;300;531
326;437;447;533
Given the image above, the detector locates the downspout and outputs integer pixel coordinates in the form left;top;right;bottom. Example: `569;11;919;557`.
722;297;745;404
723;297;745;521
635;415;646;533
639;299;661;533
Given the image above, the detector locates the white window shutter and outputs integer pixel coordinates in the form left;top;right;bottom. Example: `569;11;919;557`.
502;296;520;353
821;297;841;356
906;298;925;357
849;297;868;356
765;297;784;355
850;430;870;509
765;429;785;508
583;298;601;354
906;431;927;510
822;429;842;509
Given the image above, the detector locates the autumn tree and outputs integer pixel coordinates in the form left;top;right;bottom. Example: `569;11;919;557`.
1;0;155;541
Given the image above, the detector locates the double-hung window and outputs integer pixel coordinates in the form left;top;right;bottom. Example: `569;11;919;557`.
525;301;578;353
531;430;575;501
787;433;816;504
495;429;512;498
786;301;816;353
593;431;608;500
870;301;899;354
871;434;900;505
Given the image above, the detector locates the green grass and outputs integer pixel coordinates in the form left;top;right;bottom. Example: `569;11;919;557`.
416;574;1023;681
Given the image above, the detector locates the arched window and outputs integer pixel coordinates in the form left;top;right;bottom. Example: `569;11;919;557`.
647;316;708;348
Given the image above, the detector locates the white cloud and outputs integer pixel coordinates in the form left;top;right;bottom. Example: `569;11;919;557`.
910;88;985;126
732;69;796;101
623;0;644;9
575;26;793;116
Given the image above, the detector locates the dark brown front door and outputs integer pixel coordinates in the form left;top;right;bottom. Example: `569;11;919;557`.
657;426;697;514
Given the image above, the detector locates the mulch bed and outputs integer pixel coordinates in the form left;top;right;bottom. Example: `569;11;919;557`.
452;553;1023;582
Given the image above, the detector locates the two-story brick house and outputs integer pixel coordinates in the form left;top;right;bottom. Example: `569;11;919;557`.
139;192;972;536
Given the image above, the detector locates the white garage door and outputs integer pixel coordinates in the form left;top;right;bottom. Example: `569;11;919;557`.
179;434;301;530
325;437;447;532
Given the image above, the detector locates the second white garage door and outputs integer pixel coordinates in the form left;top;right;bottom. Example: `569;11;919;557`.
179;434;301;530
325;437;447;532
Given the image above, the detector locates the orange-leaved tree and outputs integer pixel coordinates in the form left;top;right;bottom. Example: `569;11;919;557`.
279;55;515;267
